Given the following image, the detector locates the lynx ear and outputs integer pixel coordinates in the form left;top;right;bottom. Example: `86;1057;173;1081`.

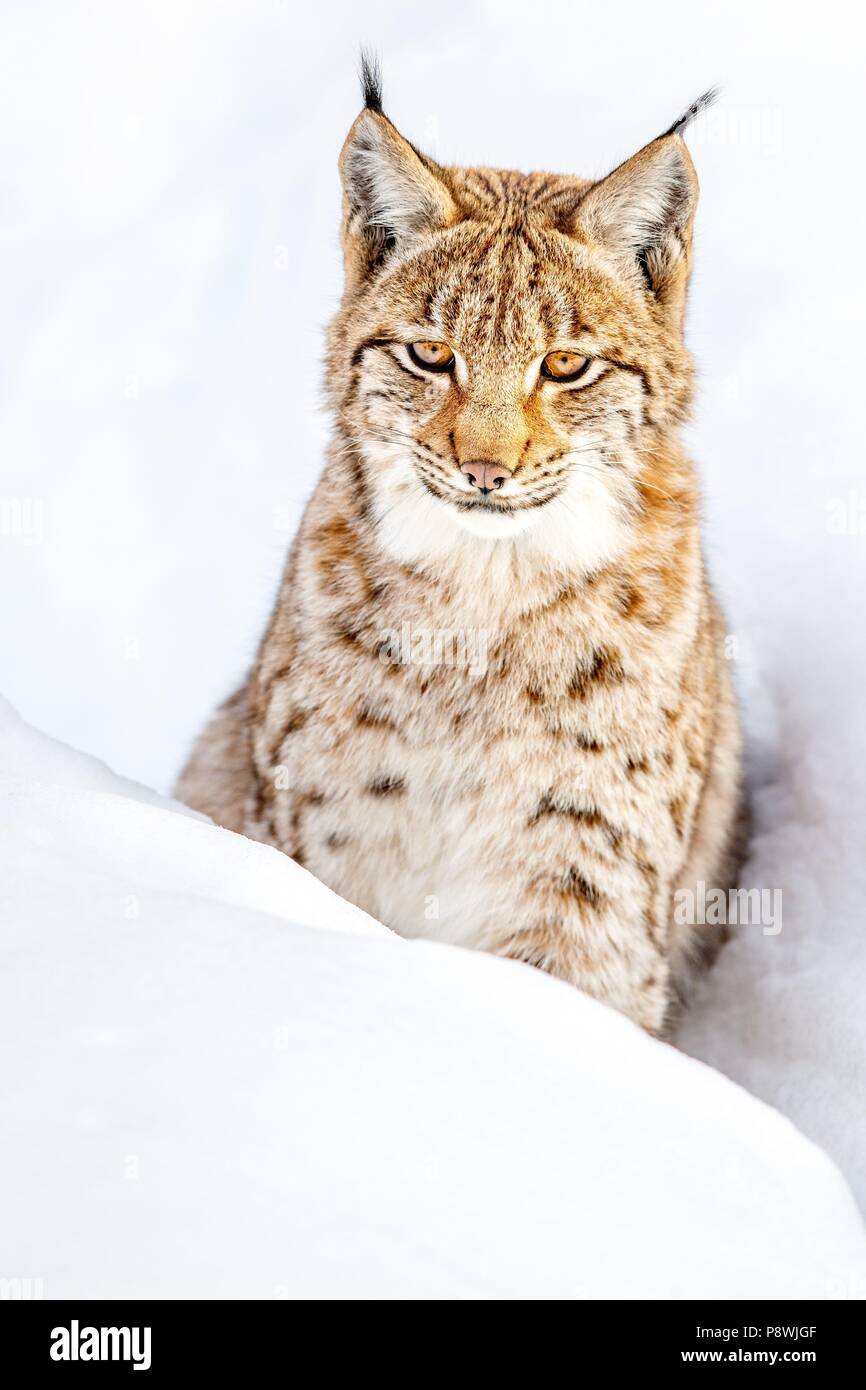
573;91;715;316
574;136;698;306
339;64;456;280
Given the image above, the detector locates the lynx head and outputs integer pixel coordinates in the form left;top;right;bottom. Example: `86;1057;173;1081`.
329;55;712;576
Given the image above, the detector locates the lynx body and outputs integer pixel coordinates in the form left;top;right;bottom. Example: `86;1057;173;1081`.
178;68;745;1033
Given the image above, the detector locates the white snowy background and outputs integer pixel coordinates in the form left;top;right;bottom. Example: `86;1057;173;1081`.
2;0;866;1295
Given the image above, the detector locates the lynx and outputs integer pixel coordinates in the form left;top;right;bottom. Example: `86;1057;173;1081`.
178;60;746;1034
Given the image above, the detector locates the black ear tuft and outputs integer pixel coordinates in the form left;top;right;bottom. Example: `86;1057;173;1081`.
662;87;719;139
359;48;383;113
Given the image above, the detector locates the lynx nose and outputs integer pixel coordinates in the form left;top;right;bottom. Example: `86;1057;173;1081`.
460;460;512;495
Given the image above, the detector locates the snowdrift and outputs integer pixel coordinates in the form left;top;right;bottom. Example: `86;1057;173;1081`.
1;695;864;1299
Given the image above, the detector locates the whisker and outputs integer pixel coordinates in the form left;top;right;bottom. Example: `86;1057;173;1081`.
356;427;687;518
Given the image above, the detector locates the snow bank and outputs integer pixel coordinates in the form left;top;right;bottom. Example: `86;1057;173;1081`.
680;642;866;1218
2;697;864;1299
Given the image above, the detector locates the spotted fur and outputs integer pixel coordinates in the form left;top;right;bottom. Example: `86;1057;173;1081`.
177;70;745;1035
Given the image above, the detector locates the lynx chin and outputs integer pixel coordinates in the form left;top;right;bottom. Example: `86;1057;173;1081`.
177;58;746;1036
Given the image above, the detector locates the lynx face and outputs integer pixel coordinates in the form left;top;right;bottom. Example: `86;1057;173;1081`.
330;72;708;573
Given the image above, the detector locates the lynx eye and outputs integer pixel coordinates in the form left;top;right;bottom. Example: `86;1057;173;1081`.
408;340;455;373
541;350;590;382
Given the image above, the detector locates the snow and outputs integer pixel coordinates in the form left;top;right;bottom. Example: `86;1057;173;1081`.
2;0;866;1294
2;695;865;1299
679;664;866;1211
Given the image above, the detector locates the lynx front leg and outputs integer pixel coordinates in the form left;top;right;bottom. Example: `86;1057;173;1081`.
495;911;672;1035
486;795;675;1033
